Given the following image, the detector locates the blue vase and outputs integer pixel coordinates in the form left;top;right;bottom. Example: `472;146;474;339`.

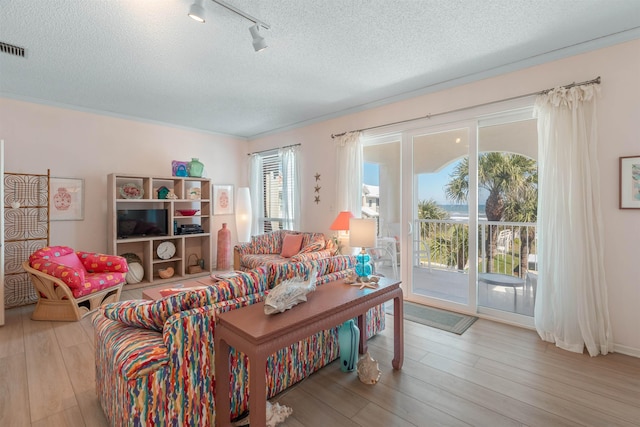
338;319;360;372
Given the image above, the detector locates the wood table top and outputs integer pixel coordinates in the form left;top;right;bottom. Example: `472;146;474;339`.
216;277;400;344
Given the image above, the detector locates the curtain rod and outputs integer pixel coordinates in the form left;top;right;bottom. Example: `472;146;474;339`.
330;76;601;139
247;143;301;156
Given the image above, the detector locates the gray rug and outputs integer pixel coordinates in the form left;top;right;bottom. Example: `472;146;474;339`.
389;302;478;335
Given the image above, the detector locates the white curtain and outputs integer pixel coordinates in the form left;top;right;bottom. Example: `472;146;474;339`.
534;84;613;356
335;131;363;216
249;153;263;235
280;145;300;230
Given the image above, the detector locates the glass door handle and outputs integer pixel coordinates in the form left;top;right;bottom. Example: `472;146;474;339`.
408;221;413;235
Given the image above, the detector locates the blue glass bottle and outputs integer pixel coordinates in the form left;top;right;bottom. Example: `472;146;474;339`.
338;318;360;372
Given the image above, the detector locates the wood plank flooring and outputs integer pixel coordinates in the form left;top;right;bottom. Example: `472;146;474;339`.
1;286;639;426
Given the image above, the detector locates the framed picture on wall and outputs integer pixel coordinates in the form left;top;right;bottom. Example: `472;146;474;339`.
213;184;234;215
620;156;640;209
50;177;84;220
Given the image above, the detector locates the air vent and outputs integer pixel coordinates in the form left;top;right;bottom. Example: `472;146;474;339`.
1;41;26;58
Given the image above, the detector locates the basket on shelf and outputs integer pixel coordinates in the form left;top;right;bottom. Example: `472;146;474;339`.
188;253;204;274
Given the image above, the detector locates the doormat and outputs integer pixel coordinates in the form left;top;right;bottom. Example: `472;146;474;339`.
389;302;478;335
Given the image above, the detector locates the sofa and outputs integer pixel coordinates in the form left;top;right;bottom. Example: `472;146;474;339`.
93;255;385;426
233;230;336;270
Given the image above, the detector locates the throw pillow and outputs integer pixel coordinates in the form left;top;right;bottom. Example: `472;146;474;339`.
280;233;304;258
298;236;325;254
101;291;201;331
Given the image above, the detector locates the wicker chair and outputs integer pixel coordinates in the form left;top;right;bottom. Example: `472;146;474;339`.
23;246;127;321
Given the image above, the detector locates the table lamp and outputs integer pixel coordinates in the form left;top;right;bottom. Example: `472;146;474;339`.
330;211;354;254
349;218;376;277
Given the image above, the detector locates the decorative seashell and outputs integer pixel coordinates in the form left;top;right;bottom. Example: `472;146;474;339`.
126;262;144;284
344;271;357;284
369;276;380;283
357;352;381;385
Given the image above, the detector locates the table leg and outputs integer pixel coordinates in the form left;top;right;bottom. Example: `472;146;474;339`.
214;337;231;427
358;314;367;355
393;293;404;369
248;353;267;427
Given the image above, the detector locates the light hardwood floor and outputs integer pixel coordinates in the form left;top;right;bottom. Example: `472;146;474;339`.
1;287;639;427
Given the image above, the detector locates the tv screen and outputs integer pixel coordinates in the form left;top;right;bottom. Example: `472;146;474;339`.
117;209;168;238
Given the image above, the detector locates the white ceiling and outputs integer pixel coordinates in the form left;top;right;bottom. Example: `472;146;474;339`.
1;1;639;139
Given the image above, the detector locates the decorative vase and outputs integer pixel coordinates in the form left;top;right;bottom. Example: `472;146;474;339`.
188;158;204;177
338;318;360;372
216;223;231;270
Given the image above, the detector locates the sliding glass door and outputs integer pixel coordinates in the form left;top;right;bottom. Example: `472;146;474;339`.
362;136;401;279
405;123;478;312
362;105;538;326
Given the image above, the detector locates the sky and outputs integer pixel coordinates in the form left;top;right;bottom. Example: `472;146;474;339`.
364;161;464;205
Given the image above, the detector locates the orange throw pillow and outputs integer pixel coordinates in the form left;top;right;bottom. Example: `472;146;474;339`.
281;234;304;258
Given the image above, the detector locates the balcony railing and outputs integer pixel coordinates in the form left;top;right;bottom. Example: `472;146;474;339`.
414;219;538;278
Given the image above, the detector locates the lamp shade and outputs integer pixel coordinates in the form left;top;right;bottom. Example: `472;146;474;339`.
349;218;376;248
235;187;252;243
330;211;354;231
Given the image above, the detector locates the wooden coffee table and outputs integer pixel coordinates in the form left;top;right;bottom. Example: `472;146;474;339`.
141;277;213;300
214;277;403;427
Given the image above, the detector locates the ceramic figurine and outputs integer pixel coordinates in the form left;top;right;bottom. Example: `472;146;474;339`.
357;352;381;384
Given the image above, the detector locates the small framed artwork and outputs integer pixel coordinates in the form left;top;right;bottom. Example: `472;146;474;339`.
213;184;234;215
620;156;640;209
50;177;84;220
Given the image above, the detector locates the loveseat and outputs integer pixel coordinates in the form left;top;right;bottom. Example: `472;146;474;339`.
93;255;385;426
233;230;336;270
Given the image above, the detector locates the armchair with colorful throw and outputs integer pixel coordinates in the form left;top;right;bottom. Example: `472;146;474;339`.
23;246;127;321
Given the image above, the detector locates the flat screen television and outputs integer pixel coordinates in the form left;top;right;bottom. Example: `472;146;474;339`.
117;209;168;238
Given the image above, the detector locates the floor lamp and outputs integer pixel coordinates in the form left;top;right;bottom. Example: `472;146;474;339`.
235;187;252;243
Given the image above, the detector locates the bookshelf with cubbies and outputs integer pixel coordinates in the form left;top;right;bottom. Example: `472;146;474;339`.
107;173;212;289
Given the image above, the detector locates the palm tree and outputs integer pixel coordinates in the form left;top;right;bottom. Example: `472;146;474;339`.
445;153;537;273
417;199;450;267
430;223;469;270
503;173;538;277
417;198;449;236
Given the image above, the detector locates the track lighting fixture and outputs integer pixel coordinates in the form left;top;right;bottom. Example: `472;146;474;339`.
188;0;206;23
249;24;267;52
188;0;270;52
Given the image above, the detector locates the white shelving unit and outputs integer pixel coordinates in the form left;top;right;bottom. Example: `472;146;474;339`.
107;173;212;289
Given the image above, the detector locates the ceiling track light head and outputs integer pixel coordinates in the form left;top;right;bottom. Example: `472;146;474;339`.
249;24;267;52
188;0;206;23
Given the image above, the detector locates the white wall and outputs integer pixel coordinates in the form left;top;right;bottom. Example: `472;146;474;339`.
248;39;640;356
1;39;637;354
0;99;248;256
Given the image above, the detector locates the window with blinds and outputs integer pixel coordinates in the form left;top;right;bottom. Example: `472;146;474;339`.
261;153;283;232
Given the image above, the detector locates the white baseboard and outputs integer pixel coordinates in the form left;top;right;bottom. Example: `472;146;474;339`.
614;343;640;358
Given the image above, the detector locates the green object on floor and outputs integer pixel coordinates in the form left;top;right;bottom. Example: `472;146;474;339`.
397;302;478;335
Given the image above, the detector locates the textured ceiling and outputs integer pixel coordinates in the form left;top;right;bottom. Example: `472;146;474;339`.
1;0;639;139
